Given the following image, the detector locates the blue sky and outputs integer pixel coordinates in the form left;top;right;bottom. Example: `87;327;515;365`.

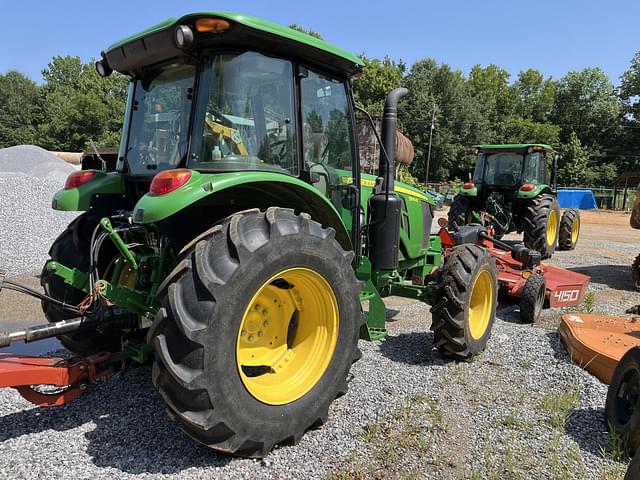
1;1;637;85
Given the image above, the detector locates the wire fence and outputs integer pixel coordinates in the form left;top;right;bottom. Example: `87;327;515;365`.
418;182;637;211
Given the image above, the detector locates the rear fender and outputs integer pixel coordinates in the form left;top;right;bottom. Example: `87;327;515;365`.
517;184;551;200
52;172;125;212
132;171;352;251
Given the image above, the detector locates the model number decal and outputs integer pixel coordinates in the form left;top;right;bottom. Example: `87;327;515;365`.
554;289;580;303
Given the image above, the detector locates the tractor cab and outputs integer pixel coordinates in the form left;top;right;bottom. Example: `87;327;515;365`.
470;144;553;196
449;143;576;259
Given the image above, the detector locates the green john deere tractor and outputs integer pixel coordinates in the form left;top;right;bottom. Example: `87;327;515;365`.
448;144;580;259
16;13;498;456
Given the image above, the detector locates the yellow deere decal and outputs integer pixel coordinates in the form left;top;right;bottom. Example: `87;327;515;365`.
341;176;430;203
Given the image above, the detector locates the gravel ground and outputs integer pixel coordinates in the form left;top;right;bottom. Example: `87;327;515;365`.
0;210;636;479
0;176;78;276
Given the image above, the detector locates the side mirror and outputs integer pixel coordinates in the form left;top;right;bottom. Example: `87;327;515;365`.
341;184;358;210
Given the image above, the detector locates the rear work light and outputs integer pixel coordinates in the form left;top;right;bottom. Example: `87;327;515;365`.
520;183;535;192
195;18;231;33
65;170;97;189
463;182;475;189
149;169;192;196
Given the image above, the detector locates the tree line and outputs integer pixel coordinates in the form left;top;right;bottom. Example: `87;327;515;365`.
1;49;639;186
354;52;640;186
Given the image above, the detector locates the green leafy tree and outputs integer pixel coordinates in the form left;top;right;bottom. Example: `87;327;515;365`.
553;67;621;148
288;24;323;40
0;71;40;147
37;55;128;151
557;132;595;185
353;55;405;117
512;69;556;122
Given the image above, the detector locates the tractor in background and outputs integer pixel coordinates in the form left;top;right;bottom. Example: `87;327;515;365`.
449;144;580;259
0;12;500;457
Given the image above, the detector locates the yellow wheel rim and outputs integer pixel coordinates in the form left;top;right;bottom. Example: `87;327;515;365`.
468;270;493;340
236;267;339;405
571;217;580;243
546;209;558;246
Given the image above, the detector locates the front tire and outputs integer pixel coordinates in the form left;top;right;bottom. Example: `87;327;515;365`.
523;194;560;259
148;208;364;457
558;209;580;250
430;244;498;360
606;347;640;457
519;274;545;323
448;196;473;230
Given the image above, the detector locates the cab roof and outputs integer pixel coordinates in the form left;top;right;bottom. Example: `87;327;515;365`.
474;143;554;153
104;11;364;78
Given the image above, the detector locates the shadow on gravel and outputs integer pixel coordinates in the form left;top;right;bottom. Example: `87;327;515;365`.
378;331;446;367
569;264;635;291
0;367;234;474
566;407;608;456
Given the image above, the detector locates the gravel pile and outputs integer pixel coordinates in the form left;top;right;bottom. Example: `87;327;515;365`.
0;208;635;478
0;145;76;183
0;146;78;276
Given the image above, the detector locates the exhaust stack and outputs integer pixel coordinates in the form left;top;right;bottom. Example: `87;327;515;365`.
369;88;408;271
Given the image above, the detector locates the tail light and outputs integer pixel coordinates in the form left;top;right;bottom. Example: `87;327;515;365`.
65;170;97;189
520;183;535;192
463;182;475;189
149;169;192;196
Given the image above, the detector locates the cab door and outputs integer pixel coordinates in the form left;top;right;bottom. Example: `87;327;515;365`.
299;67;359;243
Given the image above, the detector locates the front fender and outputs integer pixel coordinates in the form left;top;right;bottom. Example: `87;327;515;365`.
132;170;352;250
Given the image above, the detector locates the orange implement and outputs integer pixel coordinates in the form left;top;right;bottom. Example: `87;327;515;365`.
0;352;111;406
559;313;640;384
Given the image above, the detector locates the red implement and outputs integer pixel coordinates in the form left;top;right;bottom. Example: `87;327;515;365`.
489;246;590;307
560;313;640;384
0;352;111;406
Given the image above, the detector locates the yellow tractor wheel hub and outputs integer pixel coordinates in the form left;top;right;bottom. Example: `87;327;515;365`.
572;218;580;244
468;270;493;340
236;267;338;405
546;209;558;246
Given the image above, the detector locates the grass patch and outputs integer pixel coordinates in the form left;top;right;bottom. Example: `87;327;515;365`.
599;425;629;462
540;386;582;429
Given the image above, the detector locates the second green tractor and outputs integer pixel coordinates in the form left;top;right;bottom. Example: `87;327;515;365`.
448;144;580;258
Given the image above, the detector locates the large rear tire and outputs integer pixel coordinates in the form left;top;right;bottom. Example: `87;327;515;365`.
606;347;640;457
430;244;498;360
148;208;364;457
40;213;121;355
448;195;473;230
558;209;580;250
523;193;560;259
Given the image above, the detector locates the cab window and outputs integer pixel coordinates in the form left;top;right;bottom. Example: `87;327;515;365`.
300;70;354;171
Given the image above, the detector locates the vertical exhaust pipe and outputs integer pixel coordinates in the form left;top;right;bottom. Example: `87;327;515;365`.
369;88;408;270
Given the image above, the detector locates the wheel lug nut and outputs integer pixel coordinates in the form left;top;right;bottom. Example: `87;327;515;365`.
263;320;269;327
248;335;254;342
262;309;268;317
258;331;263;337
255;304;261;311
241;330;247;337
